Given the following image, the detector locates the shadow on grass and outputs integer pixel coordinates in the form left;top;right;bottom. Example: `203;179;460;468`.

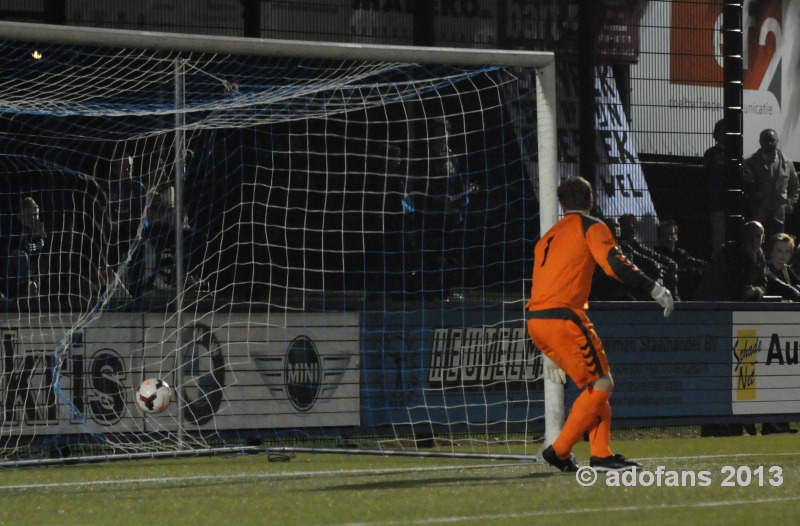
311;471;557;492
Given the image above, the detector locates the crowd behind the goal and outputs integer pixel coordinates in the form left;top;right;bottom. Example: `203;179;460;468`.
1;123;798;353
1;153;206;308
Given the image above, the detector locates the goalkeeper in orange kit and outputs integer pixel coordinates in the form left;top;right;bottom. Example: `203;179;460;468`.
527;176;674;472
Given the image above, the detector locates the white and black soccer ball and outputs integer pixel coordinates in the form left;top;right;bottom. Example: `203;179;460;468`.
135;378;172;414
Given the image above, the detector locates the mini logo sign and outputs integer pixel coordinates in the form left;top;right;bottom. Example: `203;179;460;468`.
284;336;321;411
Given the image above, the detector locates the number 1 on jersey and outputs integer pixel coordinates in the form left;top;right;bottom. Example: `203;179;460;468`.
540;235;554;266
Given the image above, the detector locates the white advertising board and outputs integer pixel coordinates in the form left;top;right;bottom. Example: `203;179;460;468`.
0;311;360;435
731;311;800;415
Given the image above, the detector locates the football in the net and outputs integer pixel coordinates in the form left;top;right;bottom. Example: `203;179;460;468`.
135;378;172;413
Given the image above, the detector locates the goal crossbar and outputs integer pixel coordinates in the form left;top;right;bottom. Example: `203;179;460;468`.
0;21;553;67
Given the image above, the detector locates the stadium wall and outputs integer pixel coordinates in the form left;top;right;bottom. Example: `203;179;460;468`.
2;303;797;438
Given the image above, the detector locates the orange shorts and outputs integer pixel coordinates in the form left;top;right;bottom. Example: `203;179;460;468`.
527;307;610;389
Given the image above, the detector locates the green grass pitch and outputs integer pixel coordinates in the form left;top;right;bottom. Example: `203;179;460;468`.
1;434;798;525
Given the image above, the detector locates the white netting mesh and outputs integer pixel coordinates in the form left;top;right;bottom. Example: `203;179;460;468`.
0;33;550;464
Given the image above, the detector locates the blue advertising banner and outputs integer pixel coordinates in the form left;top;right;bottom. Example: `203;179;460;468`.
360;308;541;429
586;309;732;419
361;305;741;430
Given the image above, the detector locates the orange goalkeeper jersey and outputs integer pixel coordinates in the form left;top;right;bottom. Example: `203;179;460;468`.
526;213;654;311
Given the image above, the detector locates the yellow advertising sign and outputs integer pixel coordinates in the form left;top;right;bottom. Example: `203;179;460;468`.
734;329;758;400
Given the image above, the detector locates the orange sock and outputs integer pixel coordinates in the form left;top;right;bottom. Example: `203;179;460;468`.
588;398;612;458
552;387;612;459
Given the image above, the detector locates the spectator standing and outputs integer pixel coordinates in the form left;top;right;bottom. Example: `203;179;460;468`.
654;220;707;301
39;209;105;309
104;153;145;298
2;196;47;300
140;183;180;292
743;129;799;241
105;154;146;266
402;117;468;300
703;119;729;253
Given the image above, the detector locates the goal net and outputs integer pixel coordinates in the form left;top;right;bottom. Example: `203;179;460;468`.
0;22;557;465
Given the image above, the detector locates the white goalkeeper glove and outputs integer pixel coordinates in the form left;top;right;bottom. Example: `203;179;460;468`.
650;282;674;317
542;354;566;384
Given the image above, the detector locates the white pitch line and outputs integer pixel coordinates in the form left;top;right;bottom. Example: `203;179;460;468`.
0;463;524;491
325;496;800;526
638;451;800;462
2;450;798;492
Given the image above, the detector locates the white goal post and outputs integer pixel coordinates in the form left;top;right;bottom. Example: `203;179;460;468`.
0;21;560;465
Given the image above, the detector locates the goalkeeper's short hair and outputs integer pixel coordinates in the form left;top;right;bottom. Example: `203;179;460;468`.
557;176;592;211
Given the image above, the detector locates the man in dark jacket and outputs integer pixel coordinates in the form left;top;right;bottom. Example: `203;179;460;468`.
743;129;799;241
